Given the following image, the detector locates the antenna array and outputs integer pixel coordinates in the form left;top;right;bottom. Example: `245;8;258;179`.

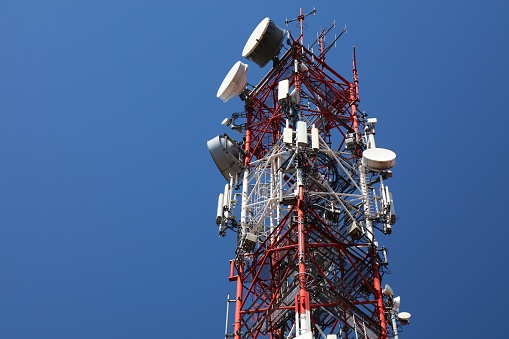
207;9;410;339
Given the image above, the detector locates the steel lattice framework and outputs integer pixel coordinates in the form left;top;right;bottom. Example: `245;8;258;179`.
210;10;406;339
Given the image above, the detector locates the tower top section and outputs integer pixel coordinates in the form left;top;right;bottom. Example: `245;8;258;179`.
207;9;410;339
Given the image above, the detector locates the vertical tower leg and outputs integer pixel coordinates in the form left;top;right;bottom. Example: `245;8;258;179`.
296;176;311;336
234;264;243;339
373;258;388;339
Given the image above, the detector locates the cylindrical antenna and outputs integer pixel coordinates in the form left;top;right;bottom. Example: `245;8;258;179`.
216;193;224;225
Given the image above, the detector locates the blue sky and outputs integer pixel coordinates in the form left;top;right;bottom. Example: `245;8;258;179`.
1;1;508;338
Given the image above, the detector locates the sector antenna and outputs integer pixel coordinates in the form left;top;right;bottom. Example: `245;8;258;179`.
207;8;411;339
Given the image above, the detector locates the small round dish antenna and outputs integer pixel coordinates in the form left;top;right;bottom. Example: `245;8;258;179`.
217;61;248;103
398;311;411;321
362;148;396;171
242;17;286;68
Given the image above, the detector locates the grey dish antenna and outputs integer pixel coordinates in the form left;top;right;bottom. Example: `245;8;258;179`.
217;61;248;103
207;134;244;181
242;17;286;68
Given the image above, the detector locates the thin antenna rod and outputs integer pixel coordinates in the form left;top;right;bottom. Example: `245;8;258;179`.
353;46;360;102
321;25;347;59
309;20;335;50
285;7;317;44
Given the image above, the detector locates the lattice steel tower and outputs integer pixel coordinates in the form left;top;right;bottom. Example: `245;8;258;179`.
207;9;410;339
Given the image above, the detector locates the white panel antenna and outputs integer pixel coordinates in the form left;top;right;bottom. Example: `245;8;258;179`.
283;127;293;144
385;186;396;224
216;193;224;225
311;126;319;150
278;79;290;102
296;121;308;146
223;183;231;208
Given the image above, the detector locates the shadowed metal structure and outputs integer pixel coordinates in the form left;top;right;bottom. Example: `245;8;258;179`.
208;8;410;339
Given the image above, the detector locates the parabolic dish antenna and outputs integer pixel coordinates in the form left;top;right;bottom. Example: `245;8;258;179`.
362;148;396;171
217;61;248;103
242;17;286;68
207;134;244;182
398;312;411;321
392;296;401;309
382;284;394;297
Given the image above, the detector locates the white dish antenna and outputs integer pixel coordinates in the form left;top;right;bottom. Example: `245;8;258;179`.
362;147;396;171
393;296;401;310
207;134;244;181
217;61;248;103
382;284;394;297
398;311;411;321
242;17;286;68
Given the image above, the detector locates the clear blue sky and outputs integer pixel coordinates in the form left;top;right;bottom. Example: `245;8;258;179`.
1;1;508;338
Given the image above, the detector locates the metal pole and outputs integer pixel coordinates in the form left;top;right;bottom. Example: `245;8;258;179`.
240;170;249;238
390;311;399;339
225;295;230;338
233;265;243;339
296;180;311;335
351;48;359;143
372;258;388;339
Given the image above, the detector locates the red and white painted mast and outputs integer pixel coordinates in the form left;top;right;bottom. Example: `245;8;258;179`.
208;8;410;339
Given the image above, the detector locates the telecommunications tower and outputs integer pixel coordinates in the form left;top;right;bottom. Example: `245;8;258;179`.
207;9;410;339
